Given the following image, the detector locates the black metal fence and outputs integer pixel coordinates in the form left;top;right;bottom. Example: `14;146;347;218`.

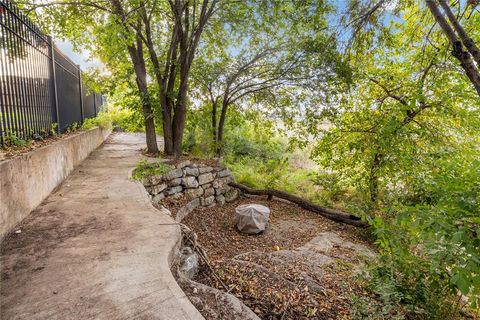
0;0;104;146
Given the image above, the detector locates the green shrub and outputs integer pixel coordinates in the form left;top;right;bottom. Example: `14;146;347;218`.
360;155;480;318
81;104;145;132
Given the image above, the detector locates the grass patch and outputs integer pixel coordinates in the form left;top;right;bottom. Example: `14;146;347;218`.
131;160;172;180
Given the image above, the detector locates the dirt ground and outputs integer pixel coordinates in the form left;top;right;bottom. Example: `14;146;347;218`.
182;195;372;261
0;131;81;161
179;195;375;320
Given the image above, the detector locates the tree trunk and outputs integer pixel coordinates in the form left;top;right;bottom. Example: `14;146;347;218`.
216;100;228;156
426;0;480;96
438;0;480;65
128;46;158;154
110;0;158;154
229;182;369;228
212;100;218;148
369;152;382;205
160;94;174;155
172;65;189;157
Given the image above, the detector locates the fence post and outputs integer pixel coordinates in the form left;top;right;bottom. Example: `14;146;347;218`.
93;92;97;117
47;36;60;134
78;65;84;123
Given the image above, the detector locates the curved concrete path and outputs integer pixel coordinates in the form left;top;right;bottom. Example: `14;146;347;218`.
0;133;204;320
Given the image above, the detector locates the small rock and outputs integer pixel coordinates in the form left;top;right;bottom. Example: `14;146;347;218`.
182;176;199;188
168;178;183;187
201;195;215;206
198;166;213;174
198;172;215;185
141;175;163;187
163;168;183;180
15;229;21;234
203;187;215;197
146;183;167;195
165;186;183;196
185;187;204;200
176;160;191;169
212;176;232;189
216;194;226;206
184;167;199;176
152;193;165;204
179;247;199;279
216;168;231;178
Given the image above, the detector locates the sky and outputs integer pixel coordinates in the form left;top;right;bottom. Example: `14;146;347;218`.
55;40;103;72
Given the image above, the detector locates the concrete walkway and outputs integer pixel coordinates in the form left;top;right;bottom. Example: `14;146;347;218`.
0;133;204;320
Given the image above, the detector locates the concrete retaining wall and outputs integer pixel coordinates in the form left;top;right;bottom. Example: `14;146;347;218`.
0;127;111;239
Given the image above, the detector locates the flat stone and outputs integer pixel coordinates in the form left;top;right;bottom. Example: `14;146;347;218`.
201;195;215;206
203;187;215;197
216;194;226;206
162;168;183;180
216;169;231;178
176;160;191;169
152;193;165;204
182;176;199;189
212;176;232;189
175;198;200;222
198;172;214;185
225;188;239;202
184;167;199;177
198;166;213;174
146;183;168;195
168;178;182;187
141;174;163;187
165;185;183;196
185;187;204;200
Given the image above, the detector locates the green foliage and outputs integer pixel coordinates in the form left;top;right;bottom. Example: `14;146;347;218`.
3;131;29;148
131;160;172;180
81;104;144;132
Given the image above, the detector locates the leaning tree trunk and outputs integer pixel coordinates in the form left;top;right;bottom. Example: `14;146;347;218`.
426;0;480;96
229;182;369;228
438;0;480;66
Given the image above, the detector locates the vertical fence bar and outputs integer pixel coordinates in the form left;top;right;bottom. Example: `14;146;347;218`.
47;36;60;134
78;64;84;124
93;92;97;117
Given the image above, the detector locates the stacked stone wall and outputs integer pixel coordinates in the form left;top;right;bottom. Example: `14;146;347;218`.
141;160;239;221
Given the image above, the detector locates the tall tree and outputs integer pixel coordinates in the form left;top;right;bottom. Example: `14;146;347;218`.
136;0;219;156
192;0;347;155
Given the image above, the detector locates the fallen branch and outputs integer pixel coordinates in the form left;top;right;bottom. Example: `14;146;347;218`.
229;182;369;228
